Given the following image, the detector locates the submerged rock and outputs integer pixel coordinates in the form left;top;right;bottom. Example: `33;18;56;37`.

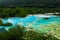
0;28;7;33
2;22;13;26
44;17;49;20
0;19;13;26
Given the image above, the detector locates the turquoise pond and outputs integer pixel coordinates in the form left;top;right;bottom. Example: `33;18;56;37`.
1;15;60;32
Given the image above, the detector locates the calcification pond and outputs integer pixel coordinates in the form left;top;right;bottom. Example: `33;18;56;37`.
1;14;60;32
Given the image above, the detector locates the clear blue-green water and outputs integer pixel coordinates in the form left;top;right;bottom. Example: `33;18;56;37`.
1;15;60;32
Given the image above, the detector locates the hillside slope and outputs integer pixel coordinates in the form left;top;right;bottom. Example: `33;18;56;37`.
0;0;60;7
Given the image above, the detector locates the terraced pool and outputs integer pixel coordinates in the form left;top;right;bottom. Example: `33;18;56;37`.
1;15;60;32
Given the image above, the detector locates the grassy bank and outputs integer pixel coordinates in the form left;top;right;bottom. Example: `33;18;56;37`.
0;25;59;40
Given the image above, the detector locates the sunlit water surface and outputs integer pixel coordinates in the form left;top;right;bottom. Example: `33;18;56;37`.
1;15;60;32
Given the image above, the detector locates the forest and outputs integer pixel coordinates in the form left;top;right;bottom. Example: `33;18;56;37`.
0;7;60;18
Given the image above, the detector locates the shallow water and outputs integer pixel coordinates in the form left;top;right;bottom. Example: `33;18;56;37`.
1;15;60;32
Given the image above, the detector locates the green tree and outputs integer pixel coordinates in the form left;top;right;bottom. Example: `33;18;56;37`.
8;25;25;40
0;20;3;25
15;7;27;17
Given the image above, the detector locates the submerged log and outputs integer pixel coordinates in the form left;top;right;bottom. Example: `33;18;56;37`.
44;17;49;20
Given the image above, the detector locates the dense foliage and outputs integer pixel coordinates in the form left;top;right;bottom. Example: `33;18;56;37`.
0;7;27;18
0;25;59;40
0;7;60;18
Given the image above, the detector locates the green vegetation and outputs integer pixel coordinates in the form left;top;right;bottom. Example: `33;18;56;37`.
0;25;59;40
0;20;3;25
0;20;12;26
0;7;60;18
0;7;27;18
